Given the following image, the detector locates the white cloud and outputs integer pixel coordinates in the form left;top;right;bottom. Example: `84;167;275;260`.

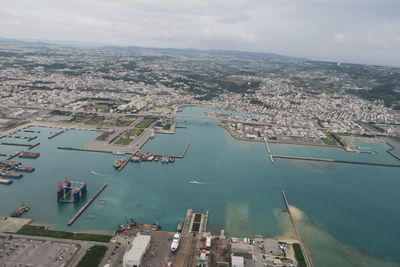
0;0;399;66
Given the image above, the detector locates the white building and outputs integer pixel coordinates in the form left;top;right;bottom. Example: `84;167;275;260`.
123;234;151;267
231;255;244;267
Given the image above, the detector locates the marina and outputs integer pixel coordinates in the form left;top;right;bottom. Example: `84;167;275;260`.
0;107;399;267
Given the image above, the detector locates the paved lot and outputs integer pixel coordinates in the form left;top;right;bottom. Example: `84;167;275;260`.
0;217;32;233
0;236;79;267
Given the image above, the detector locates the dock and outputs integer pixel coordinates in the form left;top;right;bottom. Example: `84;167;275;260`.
0;142;31;147
48;130;65;140
272;155;400;167
67;183;108;226
282;190;313;267
117;153;134;172
58;147;114;154
181;209;209;234
7;152;21;160
265;139;274;163
28;143;40;150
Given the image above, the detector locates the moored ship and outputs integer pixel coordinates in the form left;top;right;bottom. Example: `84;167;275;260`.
170;232;181;252
113;159;127;169
10;203;30;217
14;166;35;172
19;152;40;158
0;172;23;179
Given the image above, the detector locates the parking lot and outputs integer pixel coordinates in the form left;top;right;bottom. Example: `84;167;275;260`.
0;236;79;267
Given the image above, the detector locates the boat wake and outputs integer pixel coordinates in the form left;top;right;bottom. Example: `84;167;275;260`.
189;180;209;184
90;171;105;176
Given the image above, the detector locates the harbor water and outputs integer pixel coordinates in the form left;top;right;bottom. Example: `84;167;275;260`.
0;106;400;266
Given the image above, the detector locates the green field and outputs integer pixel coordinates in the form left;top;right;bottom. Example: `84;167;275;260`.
77;245;108;267
293;243;308;267
114;137;133;145
127;128;143;136
321;137;337;146
17;225;112;242
69;113;88;123
136;118;156;128
115;117;136;126
86;116;108;125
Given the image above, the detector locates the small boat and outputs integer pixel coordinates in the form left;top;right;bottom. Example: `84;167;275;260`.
113;159;126;169
189;180;200;184
171;233;181;252
161;156;169;164
11;203;30;217
154;156;160;162
147;155;154;161
169;156;175;163
131;156;141;162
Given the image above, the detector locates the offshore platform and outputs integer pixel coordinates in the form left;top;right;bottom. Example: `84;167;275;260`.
57;178;87;203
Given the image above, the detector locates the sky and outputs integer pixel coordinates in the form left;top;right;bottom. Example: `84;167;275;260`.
1;0;400;66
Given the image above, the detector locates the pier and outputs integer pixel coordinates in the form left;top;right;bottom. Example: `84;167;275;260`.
28;143;40;150
117;153;134;172
272;155;400;167
1;142;31;147
58;146;114;154
7;152;21;160
264;139;274;163
67;183;108;226
48;130;65;140
282;190;313;267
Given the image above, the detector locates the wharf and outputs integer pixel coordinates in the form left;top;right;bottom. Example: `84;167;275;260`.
48;130;65;140
282;190;313;267
117;153;134;172
28;143;40;150
264;139;274;163
181;209;208;234
272;155;400;167
67;183;108;226
58;147;113;154
7;152;22;160
1;142;31;147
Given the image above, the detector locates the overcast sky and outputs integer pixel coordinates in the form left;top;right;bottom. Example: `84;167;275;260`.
1;0;399;66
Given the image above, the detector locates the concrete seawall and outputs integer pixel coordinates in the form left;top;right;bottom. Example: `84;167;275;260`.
273;155;400;168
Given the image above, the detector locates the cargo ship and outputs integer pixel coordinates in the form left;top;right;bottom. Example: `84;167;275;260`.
10;203;30;217
14;166;35;172
0;172;23;179
113;159;127;169
19;152;40;158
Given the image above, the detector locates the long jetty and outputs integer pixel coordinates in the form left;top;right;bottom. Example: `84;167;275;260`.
180;141;191;158
67;183;108;226
117;153;134;172
58;146;113;154
48;130;65;140
273;155;400;168
28;142;40;150
264;139;274;163
281;190;313;267
1;142;31;147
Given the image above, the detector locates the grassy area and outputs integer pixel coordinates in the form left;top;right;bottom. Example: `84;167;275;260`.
127;128;143;136
51;110;72;116
86;116;107;125
115;117;136;127
114;137;133;145
136;118;156;128
77;245;108;267
321;137;337;146
69;113;88;123
293;243;308;267
163;124;171;130
17;225;111;242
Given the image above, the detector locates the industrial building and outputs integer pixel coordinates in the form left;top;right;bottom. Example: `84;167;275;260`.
231;255;244;267
123;234;151;267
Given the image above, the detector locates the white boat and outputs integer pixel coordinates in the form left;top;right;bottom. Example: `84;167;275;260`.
189;181;200;184
170;233;180;252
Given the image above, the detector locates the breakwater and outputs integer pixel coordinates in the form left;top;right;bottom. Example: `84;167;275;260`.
273;155;400;167
67;183;108;226
282;190;313;267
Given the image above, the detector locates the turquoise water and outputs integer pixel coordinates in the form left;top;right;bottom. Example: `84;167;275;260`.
0;107;400;266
